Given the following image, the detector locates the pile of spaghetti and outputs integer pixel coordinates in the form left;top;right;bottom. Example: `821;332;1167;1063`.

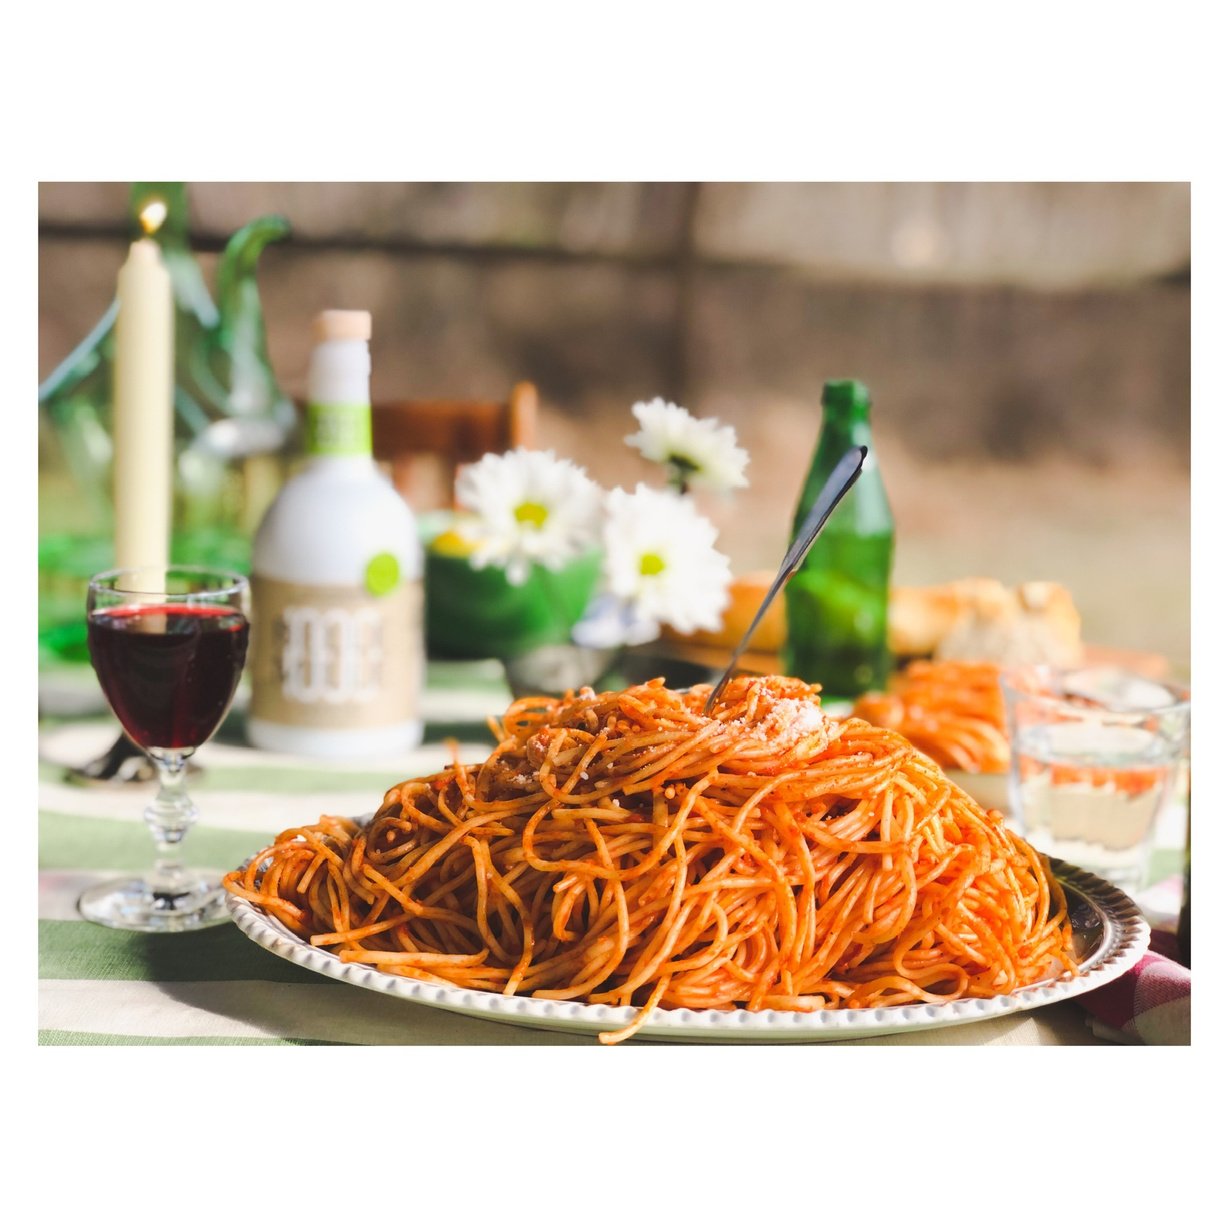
225;675;1073;1043
852;660;1011;773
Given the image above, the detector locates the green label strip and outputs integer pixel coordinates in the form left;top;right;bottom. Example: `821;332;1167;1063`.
305;401;373;457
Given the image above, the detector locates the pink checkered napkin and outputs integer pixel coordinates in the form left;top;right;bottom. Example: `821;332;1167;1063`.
1079;929;1190;1045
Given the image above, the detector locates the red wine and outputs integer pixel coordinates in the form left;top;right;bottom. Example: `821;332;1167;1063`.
87;603;249;751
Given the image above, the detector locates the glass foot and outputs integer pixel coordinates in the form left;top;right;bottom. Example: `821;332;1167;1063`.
77;872;229;932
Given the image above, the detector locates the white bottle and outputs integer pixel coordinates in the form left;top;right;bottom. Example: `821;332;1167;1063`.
248;309;424;757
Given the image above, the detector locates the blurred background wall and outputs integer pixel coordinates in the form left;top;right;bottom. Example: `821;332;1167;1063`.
38;182;1191;672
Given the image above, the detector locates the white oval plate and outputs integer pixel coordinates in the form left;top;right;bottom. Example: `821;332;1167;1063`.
226;857;1148;1043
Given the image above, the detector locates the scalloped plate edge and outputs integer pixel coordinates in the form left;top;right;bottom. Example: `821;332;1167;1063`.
225;856;1150;1043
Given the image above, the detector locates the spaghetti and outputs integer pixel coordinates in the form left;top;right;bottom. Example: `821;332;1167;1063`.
852;659;1011;774
225;675;1073;1043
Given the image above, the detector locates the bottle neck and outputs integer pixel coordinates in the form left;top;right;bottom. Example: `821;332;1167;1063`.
297;452;377;478
793;403;890;537
304;401;373;459
305;338;372;459
820;405;874;448
811;408;876;480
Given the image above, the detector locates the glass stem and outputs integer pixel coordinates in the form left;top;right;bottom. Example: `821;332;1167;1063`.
145;753;200;896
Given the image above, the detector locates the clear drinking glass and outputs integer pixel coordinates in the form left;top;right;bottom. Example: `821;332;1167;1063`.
1003;664;1190;896
80;566;250;930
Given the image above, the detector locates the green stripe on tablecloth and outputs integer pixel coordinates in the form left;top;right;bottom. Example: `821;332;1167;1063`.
40;724;495;793
38;919;331;984
39;1030;343;1046
426;719;499;745
1150;848;1181;882
152;763;418;794
424;658;508;688
37;757;403;794
40;811;269;872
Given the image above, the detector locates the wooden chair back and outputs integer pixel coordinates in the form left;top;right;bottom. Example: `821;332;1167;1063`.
371;380;538;507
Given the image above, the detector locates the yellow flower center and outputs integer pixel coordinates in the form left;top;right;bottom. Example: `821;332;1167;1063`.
430;528;476;557
639;551;667;577
513;501;550;529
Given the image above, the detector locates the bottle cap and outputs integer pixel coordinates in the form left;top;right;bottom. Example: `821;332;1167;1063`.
313;309;372;343
821;379;872;413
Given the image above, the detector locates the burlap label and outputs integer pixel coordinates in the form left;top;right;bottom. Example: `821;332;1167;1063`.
250;575;422;728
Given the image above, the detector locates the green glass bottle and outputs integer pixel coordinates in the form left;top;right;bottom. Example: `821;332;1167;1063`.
784;379;894;699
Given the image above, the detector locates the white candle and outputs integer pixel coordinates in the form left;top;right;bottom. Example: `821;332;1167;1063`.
112;237;173;587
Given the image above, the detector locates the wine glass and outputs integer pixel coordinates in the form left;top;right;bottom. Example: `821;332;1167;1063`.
80;565;250;931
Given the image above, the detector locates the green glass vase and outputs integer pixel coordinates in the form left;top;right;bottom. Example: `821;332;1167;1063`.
425;542;603;660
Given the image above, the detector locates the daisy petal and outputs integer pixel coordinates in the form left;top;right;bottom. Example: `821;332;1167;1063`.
625;397;750;494
454;448;602;585
601;484;732;634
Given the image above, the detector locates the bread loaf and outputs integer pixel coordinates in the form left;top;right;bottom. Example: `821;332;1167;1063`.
667;573;1082;668
663;570;785;653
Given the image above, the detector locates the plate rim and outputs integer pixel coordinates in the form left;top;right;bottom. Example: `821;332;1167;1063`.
225;855;1150;1042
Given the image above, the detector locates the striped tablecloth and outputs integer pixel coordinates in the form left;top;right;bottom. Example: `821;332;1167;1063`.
38;661;1178;1047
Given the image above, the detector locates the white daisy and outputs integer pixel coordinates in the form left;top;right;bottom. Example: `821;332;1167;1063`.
600;485;732;636
625;397;750;494
454;449;603;586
